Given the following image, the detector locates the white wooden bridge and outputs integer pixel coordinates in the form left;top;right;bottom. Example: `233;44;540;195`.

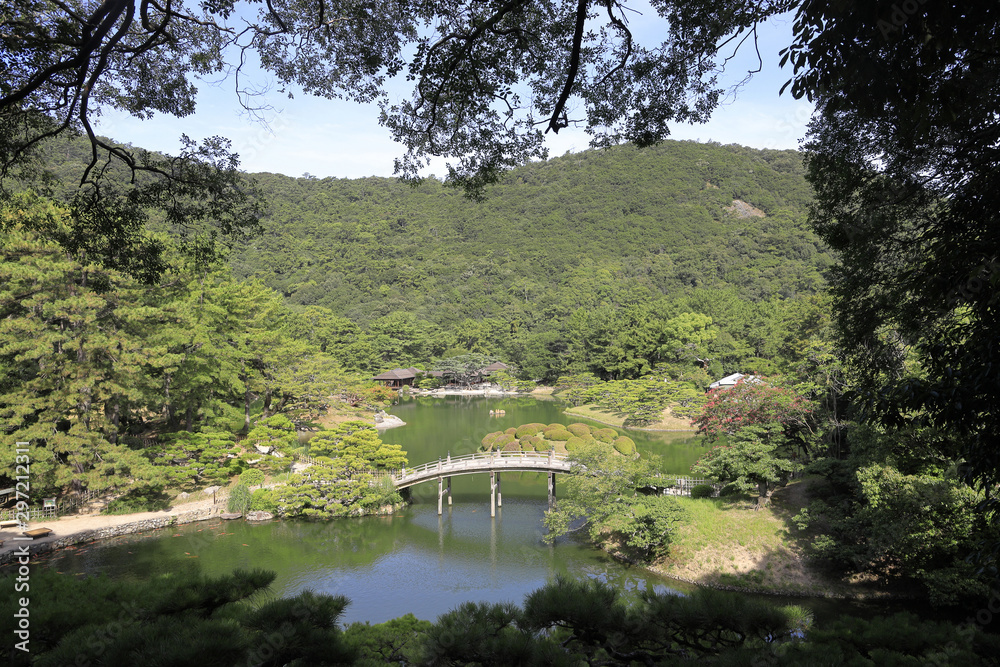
393;451;572;516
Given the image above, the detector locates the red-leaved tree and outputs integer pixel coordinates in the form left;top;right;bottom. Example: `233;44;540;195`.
693;378;816;452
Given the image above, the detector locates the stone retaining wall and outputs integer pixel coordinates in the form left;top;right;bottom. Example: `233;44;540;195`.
0;507;216;565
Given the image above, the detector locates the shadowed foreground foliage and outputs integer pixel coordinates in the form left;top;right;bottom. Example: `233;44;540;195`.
4;568;998;665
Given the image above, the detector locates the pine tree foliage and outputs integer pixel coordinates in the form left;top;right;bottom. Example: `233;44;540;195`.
0;195;382;497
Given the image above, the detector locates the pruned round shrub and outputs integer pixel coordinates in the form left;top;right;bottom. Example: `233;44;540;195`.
565;436;587;451
515;423;547;438
503;439;521;452
481;431;503;451
545;428;573;442
690;484;715;499
505;427;517;435
533;439;548;452
566;423;592;437
240;469;265;486
520;435;541;449
495;434;516;449
613;436;636;455
548;423;564;429
593;428;617;443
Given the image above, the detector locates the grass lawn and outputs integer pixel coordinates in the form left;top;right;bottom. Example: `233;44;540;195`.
650;479;884;597
317;400;376;429
562;404;696;431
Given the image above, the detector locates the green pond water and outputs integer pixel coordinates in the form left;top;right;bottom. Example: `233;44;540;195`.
377;394;710;503
33;396;915;625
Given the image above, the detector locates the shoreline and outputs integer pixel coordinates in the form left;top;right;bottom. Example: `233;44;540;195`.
603;544;913;601
0;499;221;565
561;405;698;433
406;387;529;397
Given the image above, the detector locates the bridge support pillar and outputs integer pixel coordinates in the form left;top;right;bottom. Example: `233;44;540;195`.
438;476;444;515
497;474;502;508
548;472;556;509
447;476;452;506
490;471;496;518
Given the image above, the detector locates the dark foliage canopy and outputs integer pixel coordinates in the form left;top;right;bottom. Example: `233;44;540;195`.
789;1;1000;508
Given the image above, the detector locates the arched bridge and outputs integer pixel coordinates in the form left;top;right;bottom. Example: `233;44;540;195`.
393;451;572;516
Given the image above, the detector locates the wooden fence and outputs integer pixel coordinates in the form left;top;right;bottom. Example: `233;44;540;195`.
57;486;120;513
0;506;57;523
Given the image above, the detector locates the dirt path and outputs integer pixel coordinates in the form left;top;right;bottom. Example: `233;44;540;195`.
0;496;219;559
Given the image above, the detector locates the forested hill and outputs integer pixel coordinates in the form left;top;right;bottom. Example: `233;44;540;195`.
28;137;834;382
238;141;828;327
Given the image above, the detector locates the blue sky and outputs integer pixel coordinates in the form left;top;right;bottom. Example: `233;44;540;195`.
94;7;811;180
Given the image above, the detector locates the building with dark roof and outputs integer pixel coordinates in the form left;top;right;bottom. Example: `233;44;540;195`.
371;368;417;388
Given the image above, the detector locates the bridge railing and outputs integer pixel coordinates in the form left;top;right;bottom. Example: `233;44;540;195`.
394;450;570;483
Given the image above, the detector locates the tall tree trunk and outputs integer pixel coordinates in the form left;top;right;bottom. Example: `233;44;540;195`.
107;397;121;443
163;374;173;424
243;382;252;434
755;481;773;510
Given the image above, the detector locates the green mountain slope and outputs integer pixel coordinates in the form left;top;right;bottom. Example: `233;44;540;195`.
238;141;828;328
24;136;833;381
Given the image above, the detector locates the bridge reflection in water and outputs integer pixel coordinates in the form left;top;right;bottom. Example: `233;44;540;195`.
393;451;572;516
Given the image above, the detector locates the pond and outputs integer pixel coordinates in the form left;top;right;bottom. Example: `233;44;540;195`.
33;395;906;626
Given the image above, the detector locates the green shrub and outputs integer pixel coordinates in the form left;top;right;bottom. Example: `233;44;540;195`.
613;436;636;455
567;423;592;437
527;435;546;449
481;431;503;451
545;428;573;441
240;469;265;487
719;483;743;497
515;423;547;438
505;427;517;435
250;488;277;512
227;483;252;514
101;487;170;515
503;439;521;452
690;484;715;499
593;428;617;443
565;436;587;451
546;423;564;429
495;434;516;449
